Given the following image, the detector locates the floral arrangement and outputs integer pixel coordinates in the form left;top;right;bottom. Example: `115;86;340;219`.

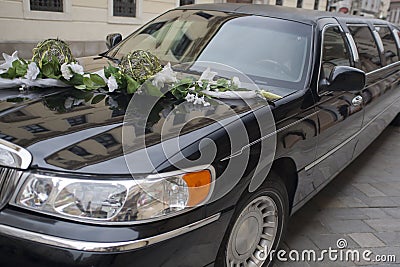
0;39;282;105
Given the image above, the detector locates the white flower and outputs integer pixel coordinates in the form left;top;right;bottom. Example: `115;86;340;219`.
0;51;19;70
232;76;241;88
64;97;74;109
199;67;218;84
108;97;118;108
188;87;195;91
64;97;84;109
193;94;206;105
61;63;73;80
61;62;84;81
24;62;40;80
203;101;210;107
107;75;118;92
69;62;84;75
185;93;196;103
152;62;177;88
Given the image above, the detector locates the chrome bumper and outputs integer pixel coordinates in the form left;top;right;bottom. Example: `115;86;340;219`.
0;213;221;252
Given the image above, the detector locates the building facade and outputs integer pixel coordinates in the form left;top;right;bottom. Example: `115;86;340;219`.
1;0;327;59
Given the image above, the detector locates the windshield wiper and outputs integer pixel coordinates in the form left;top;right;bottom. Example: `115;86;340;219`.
95;52;121;64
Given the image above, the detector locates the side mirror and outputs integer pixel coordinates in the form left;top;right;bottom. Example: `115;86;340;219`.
320;66;366;92
106;33;122;49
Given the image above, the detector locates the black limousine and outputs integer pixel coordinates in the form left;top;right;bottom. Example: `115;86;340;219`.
0;4;400;267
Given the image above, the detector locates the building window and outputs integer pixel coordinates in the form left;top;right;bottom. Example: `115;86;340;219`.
68;146;91;157
113;0;137;17
66;115;87;126
276;0;283;6
0;133;16;142
22;124;49;133
314;0;319;10
180;0;195;5
94;133;119;148
296;0;303;8
30;0;63;12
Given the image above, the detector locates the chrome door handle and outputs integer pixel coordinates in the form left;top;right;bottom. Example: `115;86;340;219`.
352;95;363;107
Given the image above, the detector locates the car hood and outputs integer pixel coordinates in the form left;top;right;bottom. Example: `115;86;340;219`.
0;85;264;175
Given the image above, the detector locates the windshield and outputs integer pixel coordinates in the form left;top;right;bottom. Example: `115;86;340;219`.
108;9;312;95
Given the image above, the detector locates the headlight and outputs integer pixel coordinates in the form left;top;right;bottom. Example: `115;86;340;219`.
12;168;214;224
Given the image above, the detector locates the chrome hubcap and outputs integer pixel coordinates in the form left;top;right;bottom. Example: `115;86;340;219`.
226;196;279;267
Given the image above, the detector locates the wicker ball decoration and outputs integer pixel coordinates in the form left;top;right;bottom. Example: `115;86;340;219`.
32;39;75;67
119;50;162;83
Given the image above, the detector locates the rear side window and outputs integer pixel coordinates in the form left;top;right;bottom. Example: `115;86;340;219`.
375;25;399;64
348;25;382;72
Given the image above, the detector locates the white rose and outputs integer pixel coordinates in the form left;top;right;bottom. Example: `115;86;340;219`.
61;63;73;80
107;75;118;92
232;76;241;88
69;62;84;75
24;62;40;81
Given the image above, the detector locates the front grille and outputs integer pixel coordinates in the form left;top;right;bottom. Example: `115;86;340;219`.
0;167;20;210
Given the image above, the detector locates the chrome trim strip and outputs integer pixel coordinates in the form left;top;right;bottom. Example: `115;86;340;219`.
372;30;385;53
366;60;400;76
304;95;400;171
221;111;320;161
0;213;221;252
346;32;359;63
0;139;32;169
392;29;400;50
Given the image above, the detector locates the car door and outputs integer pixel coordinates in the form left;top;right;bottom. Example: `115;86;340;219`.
352;23;400;157
309;22;365;189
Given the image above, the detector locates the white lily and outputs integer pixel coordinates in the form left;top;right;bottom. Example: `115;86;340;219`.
199;67;217;81
107;75;118;92
152;62;177;88
25;62;40;81
0;51;19;70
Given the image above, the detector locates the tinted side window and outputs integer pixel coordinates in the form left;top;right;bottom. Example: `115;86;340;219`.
320;26;350;79
375;25;399;64
348;25;381;72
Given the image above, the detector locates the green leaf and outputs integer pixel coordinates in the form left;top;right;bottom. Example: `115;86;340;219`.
104;64;119;79
91;94;106;104
126;75;139;94
145;83;164;97
75;84;87;90
83;76;95;88
68;73;84;85
13;60;28;78
90;74;106;87
42;62;54;78
0;67;17;79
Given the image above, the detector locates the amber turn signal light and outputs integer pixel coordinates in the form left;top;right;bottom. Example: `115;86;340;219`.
183;170;212;207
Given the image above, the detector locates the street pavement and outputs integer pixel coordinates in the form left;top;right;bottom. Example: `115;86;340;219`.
274;125;400;267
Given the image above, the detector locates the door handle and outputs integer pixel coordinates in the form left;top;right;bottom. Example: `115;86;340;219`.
352;95;363;107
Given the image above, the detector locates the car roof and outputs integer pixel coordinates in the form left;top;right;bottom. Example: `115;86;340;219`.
177;4;390;26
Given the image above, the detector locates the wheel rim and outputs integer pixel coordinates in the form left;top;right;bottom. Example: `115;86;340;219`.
226;195;279;267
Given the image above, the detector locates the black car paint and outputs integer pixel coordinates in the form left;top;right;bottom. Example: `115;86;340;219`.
0;4;400;267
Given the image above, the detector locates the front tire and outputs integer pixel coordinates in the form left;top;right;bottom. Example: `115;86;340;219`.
216;173;289;267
